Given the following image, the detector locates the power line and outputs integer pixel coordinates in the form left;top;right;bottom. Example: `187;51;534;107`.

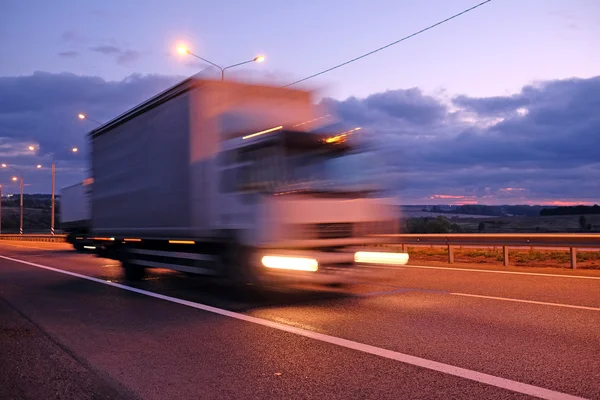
284;0;493;88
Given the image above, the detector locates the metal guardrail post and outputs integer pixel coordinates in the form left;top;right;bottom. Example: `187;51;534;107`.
503;246;509;267
570;247;577;269
448;244;454;264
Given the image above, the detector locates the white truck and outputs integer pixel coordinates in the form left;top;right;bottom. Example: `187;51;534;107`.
67;77;408;285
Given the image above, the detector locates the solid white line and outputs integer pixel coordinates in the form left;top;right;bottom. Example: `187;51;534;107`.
451;292;600;312
0;254;587;400
371;263;600;280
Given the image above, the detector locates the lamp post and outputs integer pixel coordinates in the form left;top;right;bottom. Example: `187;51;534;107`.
78;113;102;125
176;46;265;81
28;146;78;235
2;164;24;234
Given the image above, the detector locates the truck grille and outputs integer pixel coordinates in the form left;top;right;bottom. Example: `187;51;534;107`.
316;223;353;239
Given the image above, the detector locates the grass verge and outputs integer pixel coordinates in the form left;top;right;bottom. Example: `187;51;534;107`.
391;246;600;269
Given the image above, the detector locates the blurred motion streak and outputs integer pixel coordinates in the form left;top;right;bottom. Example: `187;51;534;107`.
262;256;319;272
61;77;408;287
354;251;410;266
242;125;283;140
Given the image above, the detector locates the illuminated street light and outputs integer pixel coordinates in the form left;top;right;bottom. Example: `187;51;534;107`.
36;164;42;168
27;145;79;235
78;113;102;125
2;164;24;234
176;45;265;81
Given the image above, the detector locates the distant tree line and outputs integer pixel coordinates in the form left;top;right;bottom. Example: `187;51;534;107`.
425;205;544;217
0;194;60;232
539;205;600;216
404;216;463;234
2;194;57;210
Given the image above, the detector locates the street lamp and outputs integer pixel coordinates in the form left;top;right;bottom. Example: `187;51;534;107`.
176;45;265;81
28;146;79;235
2;164;24;234
0;178;26;234
78;113;102;125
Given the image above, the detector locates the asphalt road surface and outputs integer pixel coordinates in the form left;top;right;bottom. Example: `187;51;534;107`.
1;241;599;400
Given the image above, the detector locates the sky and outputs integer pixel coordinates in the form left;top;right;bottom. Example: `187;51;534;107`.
0;0;598;205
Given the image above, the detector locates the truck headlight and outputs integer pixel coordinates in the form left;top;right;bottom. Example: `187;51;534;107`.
354;251;409;265
261;255;319;272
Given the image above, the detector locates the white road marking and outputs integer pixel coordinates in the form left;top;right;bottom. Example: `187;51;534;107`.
371;264;600;280
0;255;588;399
451;292;600;311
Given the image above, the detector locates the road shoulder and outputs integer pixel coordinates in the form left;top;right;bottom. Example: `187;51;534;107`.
0;295;137;400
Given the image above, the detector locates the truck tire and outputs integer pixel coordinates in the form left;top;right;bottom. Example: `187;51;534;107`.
122;261;145;281
222;241;259;287
73;242;85;252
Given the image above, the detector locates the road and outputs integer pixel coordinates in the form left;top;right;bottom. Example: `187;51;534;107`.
1;241;599;400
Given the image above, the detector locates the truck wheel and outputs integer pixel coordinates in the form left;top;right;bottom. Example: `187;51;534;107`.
122;261;145;281
73;243;85;252
222;242;259;287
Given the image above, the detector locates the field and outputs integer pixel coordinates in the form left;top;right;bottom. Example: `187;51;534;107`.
1;207;53;233
402;246;600;269
402;213;600;233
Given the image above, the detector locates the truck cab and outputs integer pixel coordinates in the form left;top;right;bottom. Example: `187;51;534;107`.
216;122;403;284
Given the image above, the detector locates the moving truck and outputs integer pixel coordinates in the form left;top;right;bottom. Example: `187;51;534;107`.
64;77;408;285
60;178;93;251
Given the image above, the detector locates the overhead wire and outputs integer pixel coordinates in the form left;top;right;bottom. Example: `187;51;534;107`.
283;0;493;87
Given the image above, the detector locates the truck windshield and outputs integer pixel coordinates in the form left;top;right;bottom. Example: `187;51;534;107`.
284;150;380;192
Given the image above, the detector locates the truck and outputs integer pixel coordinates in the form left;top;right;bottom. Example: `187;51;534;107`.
60;178;93;251
63;77;408;286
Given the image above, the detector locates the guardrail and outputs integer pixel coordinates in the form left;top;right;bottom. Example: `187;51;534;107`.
0;234;67;243
381;234;600;269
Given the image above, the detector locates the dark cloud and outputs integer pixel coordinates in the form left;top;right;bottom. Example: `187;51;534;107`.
0;72;183;193
452;93;528;116
0;71;596;203
322;88;447;128
58;51;79;58
89;45;142;66
89;45;121;55
321;76;600;204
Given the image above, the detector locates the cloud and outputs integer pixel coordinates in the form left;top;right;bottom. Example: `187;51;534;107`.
0;72;183;193
0;71;597;203
58;51;79;58
89;45;121;55
322;75;600;204
322;87;447;128
89;45;142;66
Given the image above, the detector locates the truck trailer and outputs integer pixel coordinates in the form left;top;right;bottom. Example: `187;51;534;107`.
60;178;93;251
64;77;408;285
